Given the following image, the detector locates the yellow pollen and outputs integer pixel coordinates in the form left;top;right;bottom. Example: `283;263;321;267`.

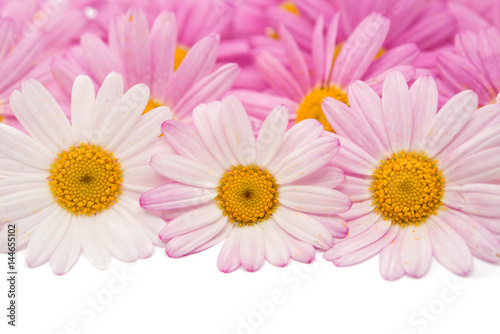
370;151;444;226
48;143;123;216
174;45;189;71
295;85;349;132
143;98;164;115
217;165;279;226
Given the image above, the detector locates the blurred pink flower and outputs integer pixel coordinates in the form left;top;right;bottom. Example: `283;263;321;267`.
233;14;418;130
51;7;240;123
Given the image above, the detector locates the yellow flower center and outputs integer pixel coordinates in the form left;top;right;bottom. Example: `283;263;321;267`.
217;165;279;226
370;151;444;226
295;85;349;132
143;98;164;115
48;143;123;216
279;1;299;15
174;45;189;71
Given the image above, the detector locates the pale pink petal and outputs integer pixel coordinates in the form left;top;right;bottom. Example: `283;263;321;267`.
444;209;500;263
311;16;325;86
50;219;81;275
173;63;240;119
418;91;478;156
288;165;345;188
323;14;339;85
221;95;257;166
324;219;391;261
14;80;72;152
279;24;311;92
381;71;413;152
0;123;53;169
477;28;500;93
190;223;233;255
308;214;348;238
331;14;390;86
261;220;290;267
113;204;154;259
273;206;333;249
25;208;71;268
150;153;219;188
332;223;399;266
193;101;236;169
400;224;432;278
140;183;217;211
217;227;243;273
159;203;222;239
331;135;378;176
279;185;352;215
113;106;173;160
379;226;406;281
267;119;324;171
239;224;266;271
323;97;384;158
336;175;372;202
80;33;122;85
365;44;420;79
97;209;139;262
255;50;304;100
339;200;375;221
409;75;438;146
162;120;223;172
70;75;95;144
255;105;289;167
444;147;500;185
272;136;340;184
169;35;219;104
166;216;228;258
347;80;391;155
80;215;112;269
150;12;176;100
0;176;53;223
427;215;472;276
443;184;500;217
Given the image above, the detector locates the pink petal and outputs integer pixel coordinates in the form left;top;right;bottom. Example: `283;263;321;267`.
273;206;333;249
400;224;432;278
159;203;222;239
443;184;500;217
262;220;290;267
379;227;406;281
140;183;217;211
239;224;266;271
427;215;472;276
255;105;289;167
279;185;351;215
217;227;243;273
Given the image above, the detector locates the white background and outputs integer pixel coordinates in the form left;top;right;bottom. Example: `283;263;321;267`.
1;244;499;334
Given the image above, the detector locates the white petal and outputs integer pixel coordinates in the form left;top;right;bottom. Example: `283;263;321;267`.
279;185;351;214
221;95;256;166
239;224;266;271
255;105;289;167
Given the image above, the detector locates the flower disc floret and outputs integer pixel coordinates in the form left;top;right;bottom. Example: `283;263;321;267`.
48;143;123;216
217;165;279;226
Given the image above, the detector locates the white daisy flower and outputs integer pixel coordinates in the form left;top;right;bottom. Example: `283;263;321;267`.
0;72;171;274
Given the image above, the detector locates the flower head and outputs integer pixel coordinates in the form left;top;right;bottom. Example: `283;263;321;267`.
322;70;500;280
437;27;500;107
52;7;240;123
0;72;171;274
234;14;418;130
140;95;351;272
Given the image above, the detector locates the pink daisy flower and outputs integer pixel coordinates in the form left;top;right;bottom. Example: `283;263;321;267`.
52;7;240;122
253;0;455;53
0;72;171;274
233;13;418;130
437;27;500;107
140;95;352;272
322;71;500;280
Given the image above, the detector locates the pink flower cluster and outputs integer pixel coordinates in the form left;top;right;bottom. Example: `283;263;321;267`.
0;0;500;280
